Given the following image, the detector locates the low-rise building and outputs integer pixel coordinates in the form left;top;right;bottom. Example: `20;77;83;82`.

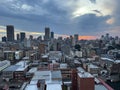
87;64;100;76
24;70;62;90
0;60;10;72
2;60;29;81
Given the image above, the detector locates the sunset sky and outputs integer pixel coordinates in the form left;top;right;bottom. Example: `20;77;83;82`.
0;0;119;40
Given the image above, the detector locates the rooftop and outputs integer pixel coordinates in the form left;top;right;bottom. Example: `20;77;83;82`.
51;71;62;79
28;67;37;73
22;57;29;60
78;72;93;78
3;61;29;72
88;64;99;68
77;67;85;72
3;65;20;71
15;61;29;71
101;57;120;64
74;60;81;64
95;85;108;90
31;70;62;84
115;60;120;64
0;60;10;67
46;84;62;90
101;57;114;62
25;84;39;90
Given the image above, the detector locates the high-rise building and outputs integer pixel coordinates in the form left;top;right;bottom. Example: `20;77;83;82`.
20;32;26;41
6;25;14;42
44;27;50;40
2;36;7;42
29;35;33;40
74;34;79;45
16;34;20;41
51;32;54;39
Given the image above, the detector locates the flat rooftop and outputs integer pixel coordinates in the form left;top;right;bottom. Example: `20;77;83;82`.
28;67;37;73
31;70;62;84
101;57;120;64
46;84;62;90
78;72;93;78
15;61;29;71
3;65;20;71
77;67;85;72
3;61;29;72
88;64;99;68
95;85;108;90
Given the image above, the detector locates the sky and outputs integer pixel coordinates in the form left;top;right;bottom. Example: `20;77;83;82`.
0;0;119;40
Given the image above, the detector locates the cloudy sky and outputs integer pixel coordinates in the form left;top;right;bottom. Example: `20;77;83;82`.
0;0;119;39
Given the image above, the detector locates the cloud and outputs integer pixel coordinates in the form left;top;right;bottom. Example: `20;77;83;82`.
106;17;115;25
0;0;119;38
74;14;111;35
92;10;102;16
89;0;96;4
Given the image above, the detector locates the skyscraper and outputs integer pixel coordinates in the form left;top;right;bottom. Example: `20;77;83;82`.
6;25;14;42
16;34;20;41
51;32;54;39
44;27;50;40
74;34;79;45
20;32;26;41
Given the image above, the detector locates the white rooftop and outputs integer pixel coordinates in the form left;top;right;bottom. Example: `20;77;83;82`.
4;51;15;53
101;57;120;64
101;57;114;62
47;84;62;90
60;63;67;69
115;60;120;64
23;57;29;60
15;61;29;71
42;55;48;58
32;71;50;82
78;72;93;78
74;60;81;64
28;67;37;73
95;85;107;90
31;71;62;84
88;64;99;68
25;84;38;90
25;84;44;90
77;67;85;72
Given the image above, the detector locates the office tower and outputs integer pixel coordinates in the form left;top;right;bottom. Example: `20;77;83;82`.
6;25;14;42
105;33;110;41
44;27;50;40
16;34;20;41
2;36;7;42
20;32;26;41
37;36;42;41
70;35;73;46
51;32;54;39
29;35;33;40
74;34;79;45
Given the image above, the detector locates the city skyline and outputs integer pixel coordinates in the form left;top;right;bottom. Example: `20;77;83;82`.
0;0;119;39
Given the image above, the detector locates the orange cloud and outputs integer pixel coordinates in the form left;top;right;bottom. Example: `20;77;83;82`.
79;36;96;40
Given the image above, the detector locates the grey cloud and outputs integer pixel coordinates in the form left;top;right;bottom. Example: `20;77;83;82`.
0;0;119;37
113;0;120;26
92;10;102;15
89;0;96;4
74;14;111;35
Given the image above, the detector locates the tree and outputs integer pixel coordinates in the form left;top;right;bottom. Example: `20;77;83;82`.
75;44;81;51
114;44;120;50
107;46;115;51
